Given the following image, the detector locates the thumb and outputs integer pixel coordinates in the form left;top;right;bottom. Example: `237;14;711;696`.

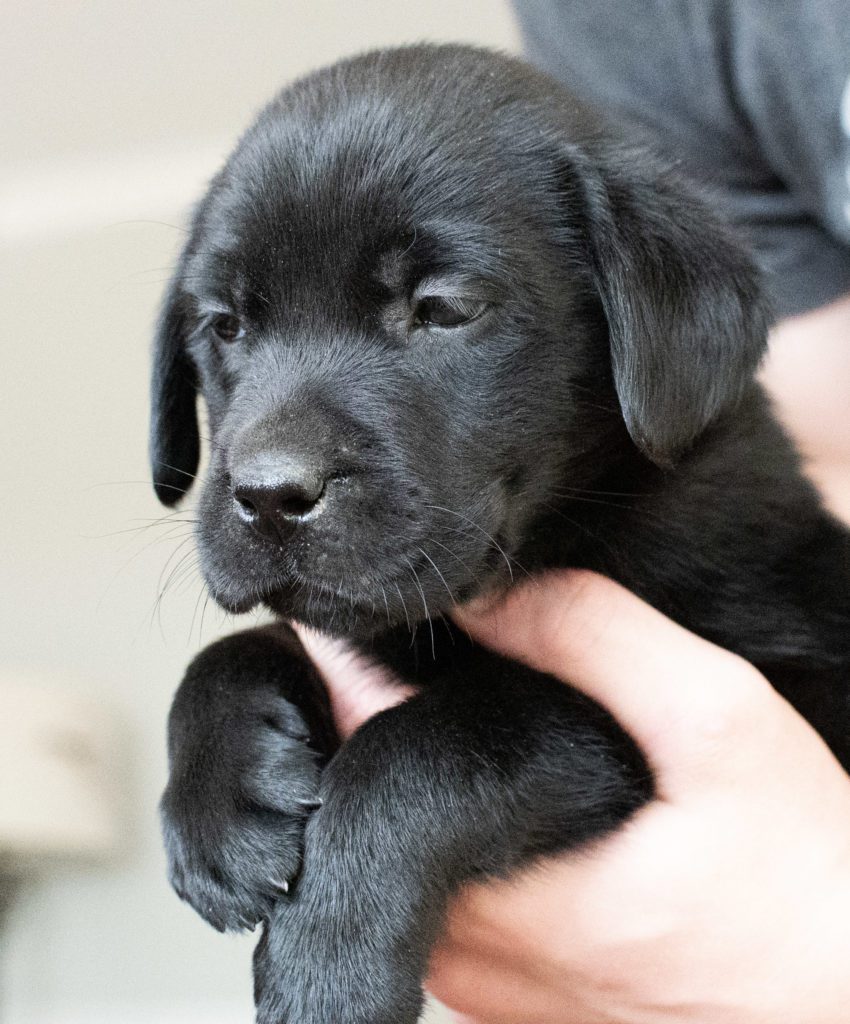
453;570;780;798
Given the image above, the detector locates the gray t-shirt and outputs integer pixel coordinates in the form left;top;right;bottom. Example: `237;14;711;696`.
513;0;850;316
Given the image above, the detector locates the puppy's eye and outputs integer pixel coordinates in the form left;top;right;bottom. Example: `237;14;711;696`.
412;296;486;328
210;313;244;343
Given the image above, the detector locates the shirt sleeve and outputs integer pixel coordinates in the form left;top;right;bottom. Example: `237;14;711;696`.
723;2;850;313
730;2;850;250
512;0;850;317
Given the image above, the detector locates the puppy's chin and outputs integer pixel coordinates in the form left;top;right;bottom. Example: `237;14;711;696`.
205;558;510;639
266;585;387;639
268;578;481;639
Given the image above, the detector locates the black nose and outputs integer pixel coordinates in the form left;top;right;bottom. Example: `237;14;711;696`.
232;456;327;543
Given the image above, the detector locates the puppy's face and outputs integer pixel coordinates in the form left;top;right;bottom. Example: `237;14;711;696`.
151;46;768;637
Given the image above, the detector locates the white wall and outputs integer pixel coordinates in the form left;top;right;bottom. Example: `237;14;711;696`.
0;5;519;1022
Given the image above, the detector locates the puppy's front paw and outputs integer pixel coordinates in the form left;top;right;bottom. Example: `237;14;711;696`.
253;873;425;1024
251;792;426;1024
160;633;332;933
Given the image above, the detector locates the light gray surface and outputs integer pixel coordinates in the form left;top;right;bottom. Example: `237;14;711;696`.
1;4;519;1021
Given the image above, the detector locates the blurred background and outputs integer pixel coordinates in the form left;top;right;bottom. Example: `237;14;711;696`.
0;4;518;1023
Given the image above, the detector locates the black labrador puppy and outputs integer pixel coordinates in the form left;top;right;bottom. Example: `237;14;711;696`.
152;44;850;1024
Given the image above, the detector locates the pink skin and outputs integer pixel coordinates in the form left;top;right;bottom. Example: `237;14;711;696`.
761;293;850;522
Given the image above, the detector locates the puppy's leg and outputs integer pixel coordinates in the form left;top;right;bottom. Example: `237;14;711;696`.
160;624;338;933
255;659;651;1024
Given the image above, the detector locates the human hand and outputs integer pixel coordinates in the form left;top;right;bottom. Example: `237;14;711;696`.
300;571;850;1023
763;292;850;522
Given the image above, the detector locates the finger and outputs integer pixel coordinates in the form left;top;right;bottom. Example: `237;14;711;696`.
427;943;560;1024
453;570;779;793
294;626;416;737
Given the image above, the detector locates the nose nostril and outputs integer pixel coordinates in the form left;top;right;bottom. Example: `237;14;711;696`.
278;490;321;518
231;471;327;539
234;494;258;516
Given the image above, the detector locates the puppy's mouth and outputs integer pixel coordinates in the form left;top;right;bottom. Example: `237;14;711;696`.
197;462;523;637
206;540;514;637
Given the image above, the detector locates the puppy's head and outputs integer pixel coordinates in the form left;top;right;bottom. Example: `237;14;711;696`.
150;45;769;637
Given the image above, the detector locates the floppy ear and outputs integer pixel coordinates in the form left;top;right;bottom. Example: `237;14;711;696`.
150;275;199;506
569;144;771;467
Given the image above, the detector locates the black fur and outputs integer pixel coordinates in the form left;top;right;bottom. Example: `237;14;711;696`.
152;45;850;1024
